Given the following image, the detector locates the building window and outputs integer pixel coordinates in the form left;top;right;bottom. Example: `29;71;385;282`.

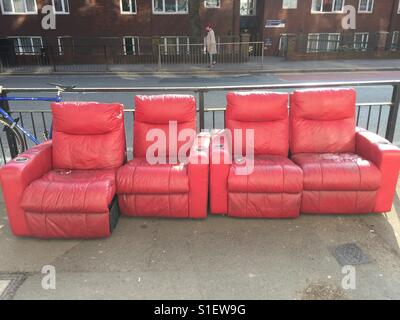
398;1;400;13
153;0;188;14
307;33;340;52
160;37;189;54
282;0;297;9
52;0;69;14
391;31;399;50
240;0;256;16
11;37;43;55
354;32;369;50
0;0;37;14
311;0;344;13
121;0;136;14
123;37;139;55
204;0;220;8
358;0;373;13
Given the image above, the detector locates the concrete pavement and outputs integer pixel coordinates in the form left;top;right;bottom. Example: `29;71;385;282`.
0;182;400;300
2;57;400;76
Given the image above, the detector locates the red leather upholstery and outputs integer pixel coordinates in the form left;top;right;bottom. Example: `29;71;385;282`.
226;91;289;156
52;102;126;169
290;88;356;154
228;156;303;218
0;102;126;238
116;95;209;219
290;88;400;214
210;91;302;218
292;153;381;214
356;128;400;212
291;153;381;192
134;95;196;159
22;169;116;213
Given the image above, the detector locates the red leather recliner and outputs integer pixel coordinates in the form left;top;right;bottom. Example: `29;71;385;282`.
210;91;303;218
290;88;400;214
116;95;210;218
0;102;126;238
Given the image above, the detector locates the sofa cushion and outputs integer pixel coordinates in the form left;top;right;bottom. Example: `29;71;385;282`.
290;88;356;154
292;153;381;191
134;95;196;158
21;169;116;213
228;155;303;193
226;91;289;156
116;158;189;194
51;102;126;170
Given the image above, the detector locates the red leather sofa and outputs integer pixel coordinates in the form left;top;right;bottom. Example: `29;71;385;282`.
290;88;400;214
116;95;210;218
210;91;303;218
0;102;126;238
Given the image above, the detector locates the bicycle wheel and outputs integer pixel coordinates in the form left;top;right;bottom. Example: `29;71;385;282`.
0;118;26;155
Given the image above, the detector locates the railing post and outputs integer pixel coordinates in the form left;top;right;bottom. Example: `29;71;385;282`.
158;44;162;71
104;45;109;72
198;91;205;131
0;90;19;159
261;42;264;69
385;83;400;142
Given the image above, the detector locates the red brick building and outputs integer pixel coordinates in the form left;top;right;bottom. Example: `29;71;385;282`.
0;0;399;58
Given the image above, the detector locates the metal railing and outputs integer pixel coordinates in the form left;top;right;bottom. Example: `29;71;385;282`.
0;40;264;73
0;80;399;165
157;42;264;69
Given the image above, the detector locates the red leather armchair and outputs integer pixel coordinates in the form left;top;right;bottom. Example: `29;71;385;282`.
210;91;303;218
290;88;400;214
116;95;210;218
0;102;126;238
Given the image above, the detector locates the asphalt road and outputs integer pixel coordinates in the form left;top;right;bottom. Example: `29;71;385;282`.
0;71;398;161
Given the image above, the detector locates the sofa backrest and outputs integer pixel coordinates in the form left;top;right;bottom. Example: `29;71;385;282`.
134;95;197;158
290;88;356;154
51;102;126;169
226;91;289;156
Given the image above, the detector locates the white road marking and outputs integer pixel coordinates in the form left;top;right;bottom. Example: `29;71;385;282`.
0;280;11;296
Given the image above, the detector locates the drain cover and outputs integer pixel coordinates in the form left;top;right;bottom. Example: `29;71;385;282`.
0;273;26;300
330;243;372;266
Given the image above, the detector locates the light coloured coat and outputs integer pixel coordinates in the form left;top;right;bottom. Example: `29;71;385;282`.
205;29;217;54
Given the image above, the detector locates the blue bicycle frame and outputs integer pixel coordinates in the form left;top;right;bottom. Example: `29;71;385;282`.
0;96;61;145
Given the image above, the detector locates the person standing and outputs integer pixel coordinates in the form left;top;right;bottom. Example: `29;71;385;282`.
205;23;217;68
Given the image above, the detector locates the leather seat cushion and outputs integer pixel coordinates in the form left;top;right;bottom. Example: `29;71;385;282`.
117;158;189;194
228;155;303;193
292;153;381;191
21;169;116;213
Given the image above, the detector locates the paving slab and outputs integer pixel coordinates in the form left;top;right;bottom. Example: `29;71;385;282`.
1;186;400;299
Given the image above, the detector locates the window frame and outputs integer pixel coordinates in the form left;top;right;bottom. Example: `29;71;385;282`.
52;0;69;15
152;0;189;15
282;0;297;9
391;31;399;50
311;0;345;14
358;0;374;13
120;0;137;14
160;36;190;55
10;36;43;55
204;0;220;8
240;0;257;16
398;1;400;14
353;32;369;50
123;36;140;55
0;0;38;15
307;33;340;52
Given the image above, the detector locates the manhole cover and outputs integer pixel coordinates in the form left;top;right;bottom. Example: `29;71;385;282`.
0;273;27;300
330;243;372;266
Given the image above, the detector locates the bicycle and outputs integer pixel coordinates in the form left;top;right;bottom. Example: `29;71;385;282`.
0;83;75;155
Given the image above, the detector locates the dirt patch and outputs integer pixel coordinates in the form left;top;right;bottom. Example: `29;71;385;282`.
301;282;348;300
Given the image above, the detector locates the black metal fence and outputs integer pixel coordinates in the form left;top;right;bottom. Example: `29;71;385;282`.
0;80;399;165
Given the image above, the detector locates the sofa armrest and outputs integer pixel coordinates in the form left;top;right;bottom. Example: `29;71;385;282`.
210;129;232;214
0;141;53;236
356;128;400;212
188;132;211;218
